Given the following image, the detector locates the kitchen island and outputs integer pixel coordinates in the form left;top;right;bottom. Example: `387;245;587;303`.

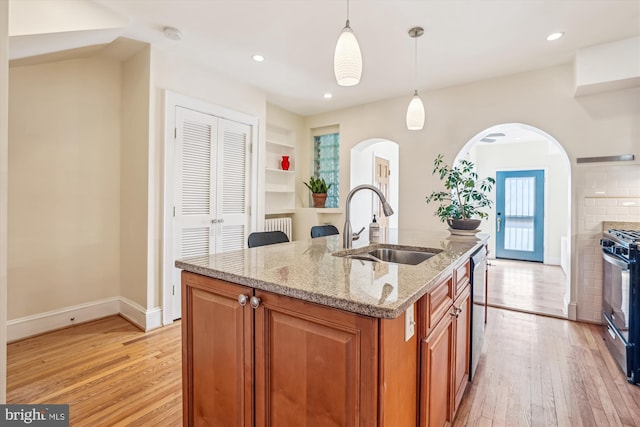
176;229;489;427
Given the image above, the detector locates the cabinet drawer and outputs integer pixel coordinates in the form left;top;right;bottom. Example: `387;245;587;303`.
453;260;470;298
421;275;454;336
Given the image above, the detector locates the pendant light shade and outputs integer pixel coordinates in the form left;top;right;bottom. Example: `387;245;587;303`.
406;26;425;130
406;90;425;130
334;0;362;86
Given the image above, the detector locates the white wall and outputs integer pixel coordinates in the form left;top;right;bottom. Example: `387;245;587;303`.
150;46;267;318
120;46;151;310
575;37;640;96
2;40;270;338
8;57;122;319
305;63;640;322
1;0;9;403
469;139;570;264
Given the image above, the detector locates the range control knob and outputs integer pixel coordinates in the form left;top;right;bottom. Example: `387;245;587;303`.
600;239;615;247
614;246;629;256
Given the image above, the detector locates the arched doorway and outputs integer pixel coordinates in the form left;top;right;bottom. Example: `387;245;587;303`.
349;138;399;232
456;123;572;318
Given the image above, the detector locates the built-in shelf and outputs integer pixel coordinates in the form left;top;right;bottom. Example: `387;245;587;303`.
266;209;296;215
265;125;296;215
300;207;344;214
266;168;295;174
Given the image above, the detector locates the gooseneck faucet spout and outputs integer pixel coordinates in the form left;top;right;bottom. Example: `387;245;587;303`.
343;184;394;248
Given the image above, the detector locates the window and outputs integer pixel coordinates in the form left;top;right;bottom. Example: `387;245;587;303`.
313;130;339;208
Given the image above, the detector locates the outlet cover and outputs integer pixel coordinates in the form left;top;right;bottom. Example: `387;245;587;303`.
405;304;415;341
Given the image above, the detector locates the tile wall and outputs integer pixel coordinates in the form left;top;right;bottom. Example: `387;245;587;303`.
576;164;640;322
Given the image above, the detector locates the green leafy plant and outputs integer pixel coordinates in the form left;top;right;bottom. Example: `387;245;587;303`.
303;176;332;194
425;154;495;222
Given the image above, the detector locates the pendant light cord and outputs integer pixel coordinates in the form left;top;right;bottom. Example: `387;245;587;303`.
414;35;418;90
346;0;350;26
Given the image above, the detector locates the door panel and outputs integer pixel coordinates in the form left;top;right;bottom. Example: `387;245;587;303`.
495;170;544;262
374;156;390;228
254;291;378;427
217;119;251;253
172;108;252;320
174;107;218;319
420;314;453;427
183;276;253;427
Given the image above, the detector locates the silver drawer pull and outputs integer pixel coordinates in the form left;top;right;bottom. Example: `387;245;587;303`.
607;326;616;340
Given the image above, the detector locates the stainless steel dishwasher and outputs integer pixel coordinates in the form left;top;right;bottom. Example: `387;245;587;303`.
470;245;487;380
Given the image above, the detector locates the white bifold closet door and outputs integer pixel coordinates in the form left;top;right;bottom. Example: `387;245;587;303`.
172;106;251;319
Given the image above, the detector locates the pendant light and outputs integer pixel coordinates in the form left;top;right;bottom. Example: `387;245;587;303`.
406;26;425;130
334;0;362;86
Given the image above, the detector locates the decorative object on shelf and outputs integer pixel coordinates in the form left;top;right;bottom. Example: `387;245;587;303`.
406;26;425;130
304;176;332;208
334;0;362;86
280;155;290;171
425;154;495;231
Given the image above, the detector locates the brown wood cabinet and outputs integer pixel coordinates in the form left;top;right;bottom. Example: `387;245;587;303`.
419;305;454;427
253;289;378;427
181;272;253;427
452;286;471;413
182;271;417;427
418;260;472;427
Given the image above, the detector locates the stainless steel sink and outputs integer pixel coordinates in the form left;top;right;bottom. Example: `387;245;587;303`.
366;248;435;265
333;245;439;266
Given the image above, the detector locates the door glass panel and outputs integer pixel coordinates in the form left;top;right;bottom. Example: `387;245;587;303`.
504;177;535;252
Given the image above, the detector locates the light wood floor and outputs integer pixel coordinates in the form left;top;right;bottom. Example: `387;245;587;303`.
8;310;640;427
488;258;569;318
454;308;640;427
6;316;182;426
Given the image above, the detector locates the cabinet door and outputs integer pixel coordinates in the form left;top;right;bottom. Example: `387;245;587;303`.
452;286;471;413
182;273;253;427
253;291;378;427
420;312;454;427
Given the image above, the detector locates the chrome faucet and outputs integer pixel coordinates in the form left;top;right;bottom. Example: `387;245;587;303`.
343;184;394;248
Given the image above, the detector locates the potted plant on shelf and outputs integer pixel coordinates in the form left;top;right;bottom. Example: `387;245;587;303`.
304;176;332;208
425;154;495;231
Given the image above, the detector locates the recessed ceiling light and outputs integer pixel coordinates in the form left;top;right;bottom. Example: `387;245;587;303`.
163;27;182;41
323;93;333;99
252;54;265;62
547;32;564;41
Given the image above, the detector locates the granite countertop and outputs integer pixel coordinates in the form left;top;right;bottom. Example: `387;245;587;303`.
176;228;489;319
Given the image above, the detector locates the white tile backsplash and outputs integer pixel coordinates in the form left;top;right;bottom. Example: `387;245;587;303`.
575;164;640;323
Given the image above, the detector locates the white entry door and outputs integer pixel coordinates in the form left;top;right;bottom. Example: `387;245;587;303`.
171;107;251;320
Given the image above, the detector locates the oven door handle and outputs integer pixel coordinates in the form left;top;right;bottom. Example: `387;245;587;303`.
602;251;630;270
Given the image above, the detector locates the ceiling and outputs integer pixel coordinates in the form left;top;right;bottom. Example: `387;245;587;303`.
8;0;640;116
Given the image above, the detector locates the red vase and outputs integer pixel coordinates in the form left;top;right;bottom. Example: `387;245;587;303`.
281;155;290;171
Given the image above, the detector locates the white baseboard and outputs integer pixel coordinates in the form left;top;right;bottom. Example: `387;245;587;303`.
118;297;163;331
7;297;163;342
544;257;561;266
568;302;577;321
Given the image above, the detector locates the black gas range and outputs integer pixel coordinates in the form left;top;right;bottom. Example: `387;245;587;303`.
600;229;640;384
